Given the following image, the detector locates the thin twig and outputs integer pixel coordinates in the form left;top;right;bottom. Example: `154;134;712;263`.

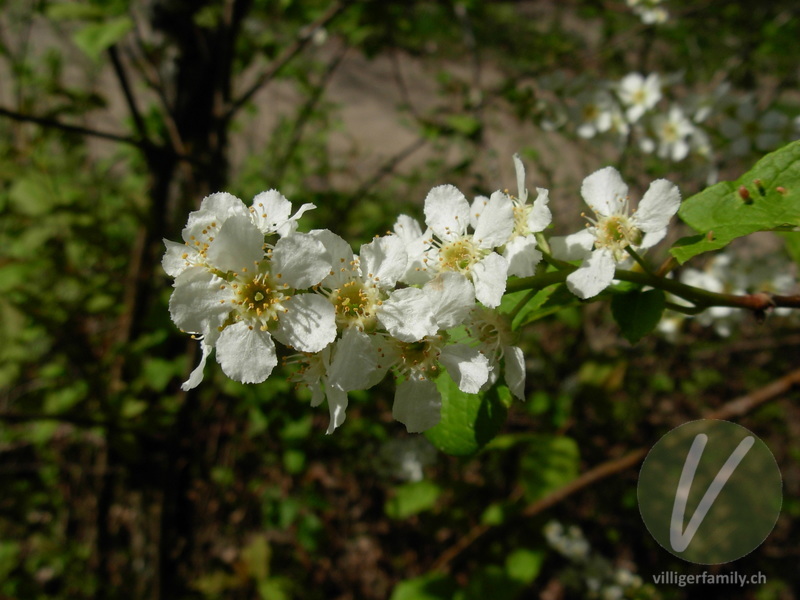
108;45;150;142
430;367;800;573
224;0;353;122
0;105;141;146
350;136;429;204
274;45;348;184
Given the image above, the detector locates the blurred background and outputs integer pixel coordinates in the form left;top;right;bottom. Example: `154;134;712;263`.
1;1;799;598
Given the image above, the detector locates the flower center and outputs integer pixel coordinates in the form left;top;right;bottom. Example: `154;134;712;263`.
394;336;444;381
594;215;642;257
512;203;532;238
582;103;599;121
331;280;381;330
229;268;289;330
438;236;484;273
467;307;513;354
661;122;679;142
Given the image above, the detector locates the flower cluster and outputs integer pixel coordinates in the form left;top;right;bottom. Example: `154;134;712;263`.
625;0;668;25
532;71;799;175
164;156;550;434
543;521;649;600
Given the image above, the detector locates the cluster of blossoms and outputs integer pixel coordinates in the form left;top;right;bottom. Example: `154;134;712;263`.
532;71;799;176
625;0;668;25
164;156;551;434
543;521;648;600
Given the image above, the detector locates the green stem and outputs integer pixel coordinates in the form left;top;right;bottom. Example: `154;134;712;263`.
505;264;784;313
625;246;653;275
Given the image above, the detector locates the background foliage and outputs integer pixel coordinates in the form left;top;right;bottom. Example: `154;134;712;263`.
1;1;799;599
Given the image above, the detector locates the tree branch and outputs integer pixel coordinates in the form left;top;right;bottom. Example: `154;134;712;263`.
0;105;142;147
108;45;150;142
224;0;353;122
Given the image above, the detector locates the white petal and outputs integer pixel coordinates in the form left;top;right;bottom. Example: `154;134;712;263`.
470;195;490;230
393;215;433;285
424;184;470;241
273;293;336;352
549;229;595;261
471;253;508;308
216;321;278;383
271;232;331;289
182;192;249;242
393;214;424;243
360;235;408;289
205;215;265;273
634;179;681;233
328;328;377;392
311;229;357;288
504;345;526;401
566;248;616;299
181;336;215;391
503;235;542;278
393;379;441;433
324;385;348;434
162;239;198;278
422;271;475;329
198;192;249;220
279;202;316;237
513;153;529;203
528;187;552;232
439;344;490;394
169;267;232;334
580;167;628;217
249;189;292;234
639;228;668;249
377;288;437;342
473;190;515;249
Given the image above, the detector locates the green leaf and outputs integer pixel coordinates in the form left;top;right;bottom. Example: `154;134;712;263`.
424;375;509;456
445;114;482;137
462;565;522;600
502;284;581;330
385;480;442;519
73;17;133;61
611;288;665;344
671;140;800;263
46;3;109;20
390;574;458;600
505;548;544;584
519;435;580;502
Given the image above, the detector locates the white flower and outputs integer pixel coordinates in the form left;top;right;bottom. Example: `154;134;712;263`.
415;183;515;307
551;167;681;299
574;90;616;139
167;214;335;389
372;272;489;433
248;189;315;237
472;154;552;279
466;306;526;400
162;190;315;278
651;105;695;161
616;73;662;123
377;437;438;482
720;98;789;156
288;342;349;434
626;0;668;24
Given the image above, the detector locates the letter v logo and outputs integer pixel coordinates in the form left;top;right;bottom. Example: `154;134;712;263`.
669;433;754;552
638;420;782;564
